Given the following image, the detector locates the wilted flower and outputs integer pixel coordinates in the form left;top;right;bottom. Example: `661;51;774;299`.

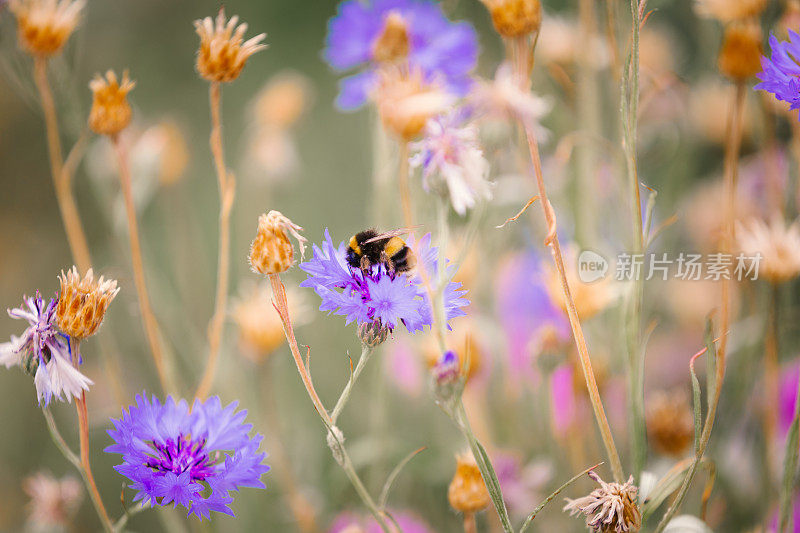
470;64;551;135
1;294;92;405
564;470;641;533
194;9;267;83
56;266;119;339
480;0;541;38
323;0;478;110
9;0;84;57
373;67;455;141
694;0;766;23
23;472;82;528
410;114;492;215
249;210;307;275
718;21;763;81
736;215;800;284
646;390;694;457
106;394;269;519
300;231;468;334
756;31;800;112
88;70;135;136
448;451;491;513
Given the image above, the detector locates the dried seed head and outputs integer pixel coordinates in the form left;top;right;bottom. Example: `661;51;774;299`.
56;266;119;339
371;11;410;63
646;390;693;457
695;0;767;23
194;9;267;83
718;21;763;81
564;471;641;533
248;210;307;275
737;215;800;284
357;321;391;347
481;0;541;38
373;67;454;141
9;0;84;57
88;70;135;136
448;451;491;513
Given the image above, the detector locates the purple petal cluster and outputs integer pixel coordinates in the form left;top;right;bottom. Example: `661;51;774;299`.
756;31;800;111
299;230;468;333
106;394;269;520
323;0;479;110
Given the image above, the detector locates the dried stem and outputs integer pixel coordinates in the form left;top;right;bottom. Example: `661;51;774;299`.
196;82;235;399
463;512;477;533
655;81;746;533
397;141;413;229
70;340;114;533
765;284;780;452
32;57;92;272
113;135;171;393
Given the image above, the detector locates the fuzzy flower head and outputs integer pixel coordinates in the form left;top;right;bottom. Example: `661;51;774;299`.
736;215;800;284
299;231;468;334
9;0;84;57
194;9;267;83
1;294;92;405
249;210;307;275
88;70;135;136
410;114;492;215
564;471;641;533
756;30;800;111
56;266;119;339
23;472;83;528
106;394;269;520
324;0;478;110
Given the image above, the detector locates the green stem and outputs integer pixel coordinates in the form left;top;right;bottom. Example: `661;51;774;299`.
331;345;374;424
42;407;81;469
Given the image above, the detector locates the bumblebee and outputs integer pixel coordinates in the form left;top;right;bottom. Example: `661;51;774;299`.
346;229;416;274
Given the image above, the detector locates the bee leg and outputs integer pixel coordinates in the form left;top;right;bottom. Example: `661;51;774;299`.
360;255;371;272
380;251;396;274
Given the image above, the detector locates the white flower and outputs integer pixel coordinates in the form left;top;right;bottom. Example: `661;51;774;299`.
410;114;493;215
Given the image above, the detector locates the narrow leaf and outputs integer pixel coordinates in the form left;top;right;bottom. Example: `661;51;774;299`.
378;447;426;510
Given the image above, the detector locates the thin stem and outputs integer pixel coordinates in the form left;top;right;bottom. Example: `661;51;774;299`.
32;57;92;272
196;81;235;399
765;284;780;453
397;141;413;229
463;512;477;533
113;135;171;393
331;345;374;424
113;502;146;532
267;274;391;532
70;340;115;533
523;126;625;483
655;81;746;533
42;407;81;469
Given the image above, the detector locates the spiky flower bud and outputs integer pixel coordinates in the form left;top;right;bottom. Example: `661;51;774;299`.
357;321;391;347
371;11;410;63
448;451;491;514
718;21;763;81
248;210;307;275
88;70;135;136
9;0;84;57
194;9;267;83
56;267;119;340
481;0;542;38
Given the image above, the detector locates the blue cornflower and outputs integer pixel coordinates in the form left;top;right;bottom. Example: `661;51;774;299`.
323;0;479;110
1;293;92;405
299;230;468;333
756;31;800;111
106;394;269;520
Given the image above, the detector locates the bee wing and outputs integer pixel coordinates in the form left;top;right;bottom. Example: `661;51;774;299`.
363;225;423;244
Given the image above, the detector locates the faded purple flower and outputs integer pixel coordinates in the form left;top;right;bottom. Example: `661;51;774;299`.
494;452;553;519
1;294;92;405
756;31;800;112
329;509;432;533
323;0;478;110
106;394;269;520
779;361;800;442
300;230;468;333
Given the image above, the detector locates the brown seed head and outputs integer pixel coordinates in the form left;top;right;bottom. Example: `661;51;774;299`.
448;451;491;513
646;390;694;457
9;0;84;57
88;70;135;136
371;11;410;63
194;9;267;83
373;67;454;141
56;266;119;339
564;471;641;533
482;0;542;37
249;210;307;275
718;21;763;81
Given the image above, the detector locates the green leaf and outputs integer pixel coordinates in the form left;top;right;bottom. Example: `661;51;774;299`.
703;317;717;411
690;359;702;453
378;447;426;510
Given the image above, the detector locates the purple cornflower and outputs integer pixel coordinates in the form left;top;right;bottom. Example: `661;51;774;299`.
106;394;269;520
0;293;92;405
323;0;479;110
756;31;800;111
300;230;468;333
